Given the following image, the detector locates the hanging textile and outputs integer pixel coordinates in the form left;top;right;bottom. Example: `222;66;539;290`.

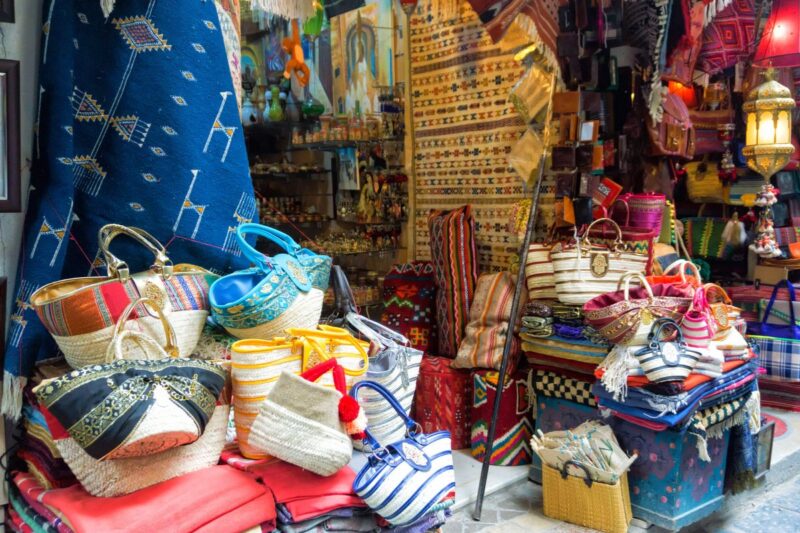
697;0;756;75
411;2;527;271
3;0;256;418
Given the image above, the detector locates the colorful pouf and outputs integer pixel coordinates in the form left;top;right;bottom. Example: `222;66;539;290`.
470;370;533;466
380;261;438;352
414;356;473;449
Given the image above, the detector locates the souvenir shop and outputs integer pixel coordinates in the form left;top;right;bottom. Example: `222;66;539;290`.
0;0;798;532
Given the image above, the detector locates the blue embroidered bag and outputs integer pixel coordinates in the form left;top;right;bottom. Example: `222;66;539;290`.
236;223;332;291
349;381;455;526
208;225;325;340
747;280;800;381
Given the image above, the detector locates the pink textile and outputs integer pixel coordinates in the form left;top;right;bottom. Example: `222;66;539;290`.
30;466;276;533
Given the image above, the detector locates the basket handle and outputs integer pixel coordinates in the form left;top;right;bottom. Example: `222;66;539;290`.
105;297;179;363
300;358;348;396
350;380;417;450
762;280;797;327
617;272;653;301
663;259;702;284
345;312;410;349
235;223;301;269
559;460;594;488
582;217;622;251
289;328;369;377
647;317;684;347
98;225;173;282
703;283;732;305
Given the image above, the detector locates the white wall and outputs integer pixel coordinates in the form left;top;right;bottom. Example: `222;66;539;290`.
0;0;42;315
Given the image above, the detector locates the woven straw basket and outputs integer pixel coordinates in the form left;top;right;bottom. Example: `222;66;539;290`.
525;243;557;300
542;463;632;533
222;288;324;340
54;403;230;498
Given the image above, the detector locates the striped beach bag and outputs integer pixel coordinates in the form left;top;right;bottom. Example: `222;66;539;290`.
633;318;702;383
30;225;214;369
525;243;557;301
471;369;533;466
428;206;478;357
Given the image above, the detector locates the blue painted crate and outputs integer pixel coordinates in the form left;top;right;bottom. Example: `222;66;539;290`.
531;397;730;531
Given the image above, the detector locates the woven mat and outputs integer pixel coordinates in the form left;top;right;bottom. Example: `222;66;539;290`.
411;2;528;272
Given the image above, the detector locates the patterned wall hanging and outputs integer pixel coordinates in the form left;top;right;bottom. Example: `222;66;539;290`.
411;1;527;272
3;0;256;418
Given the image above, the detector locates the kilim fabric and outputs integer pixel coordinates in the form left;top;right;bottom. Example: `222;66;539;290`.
687;394;750;462
428;206;479;357
4;0;255;418
470;369;533;465
697;0;756;75
414;356;473;449
533;370;596;407
411;2;528;272
759;378;800;411
380;261;438;353
517;1;561;59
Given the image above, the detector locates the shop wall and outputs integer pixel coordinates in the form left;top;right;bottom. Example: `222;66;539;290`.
410;2;527;272
0;1;42;324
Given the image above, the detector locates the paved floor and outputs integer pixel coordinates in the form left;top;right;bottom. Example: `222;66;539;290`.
444;470;800;533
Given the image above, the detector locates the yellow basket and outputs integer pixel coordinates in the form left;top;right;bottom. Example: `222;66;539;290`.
542;462;632;533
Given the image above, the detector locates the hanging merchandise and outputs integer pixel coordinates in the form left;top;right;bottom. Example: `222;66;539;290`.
633;318;703;383
379;262;438;352
282;20;310;87
209;225;327;339
453;272;525;372
685;157;727;203
251;0;317;20
747;280;800;382
749;184;783;258
350;381;456;527
428;206;479;357
532;421;636;533
510;129;546;184
689;84;736;156
697;0;756;75
647;91;696;160
470;370;533;466
248;359;365;476
338;313;422;448
583;272;693;346
551;219;651;306
30;225;214;369
324;0;366;19
35;359;227;461
509;65;553;125
682;207;739;259
661;0;705;86
33;369;231;498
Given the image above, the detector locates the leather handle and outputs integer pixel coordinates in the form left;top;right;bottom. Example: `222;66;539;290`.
98;225;173;282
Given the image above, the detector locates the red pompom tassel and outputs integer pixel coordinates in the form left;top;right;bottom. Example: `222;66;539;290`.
338;395;361;422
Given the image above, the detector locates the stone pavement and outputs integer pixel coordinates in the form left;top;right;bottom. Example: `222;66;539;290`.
444;470;800;533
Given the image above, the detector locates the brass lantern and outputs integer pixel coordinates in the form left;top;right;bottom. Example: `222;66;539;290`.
743;69;796;179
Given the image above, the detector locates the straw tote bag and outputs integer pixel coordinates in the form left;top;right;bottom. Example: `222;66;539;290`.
551;219;649;305
350;381;456;526
103;297;180;363
209;224;325;340
525;242;558;301
633;318;702;383
30;224;214;369
335;313;422;448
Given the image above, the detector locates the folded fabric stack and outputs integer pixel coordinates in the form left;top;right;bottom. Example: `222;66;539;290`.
18;399;76;491
8;467;277;533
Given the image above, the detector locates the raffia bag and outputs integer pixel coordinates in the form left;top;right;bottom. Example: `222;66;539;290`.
30;225;214;369
551;219;649;305
525;243;557;301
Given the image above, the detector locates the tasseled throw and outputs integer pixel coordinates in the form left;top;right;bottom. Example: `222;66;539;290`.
599;345;636;402
251;0;315;21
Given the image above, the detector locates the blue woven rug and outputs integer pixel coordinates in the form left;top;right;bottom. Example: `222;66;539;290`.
3;0;255;417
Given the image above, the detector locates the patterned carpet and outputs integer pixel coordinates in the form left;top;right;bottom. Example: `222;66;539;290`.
410;2;528;272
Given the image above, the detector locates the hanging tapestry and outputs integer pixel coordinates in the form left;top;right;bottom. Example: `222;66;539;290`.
697;0;756;75
411;2;527;271
515;0;562;68
4;0;256;418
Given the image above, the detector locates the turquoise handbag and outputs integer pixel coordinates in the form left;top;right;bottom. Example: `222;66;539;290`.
236;223;332;291
208;224;326;340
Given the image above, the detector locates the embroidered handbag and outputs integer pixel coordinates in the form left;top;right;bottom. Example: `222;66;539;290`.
35;359;227;461
647;92;696;160
334;313;422;448
583;272;693;346
525;242;558;301
249;359;365;476
685;159;726;204
30;224;215;369
350;381;456;526
236;223;332;291
230;336;309;459
747;280;800;382
551;219;650;306
633;318;702;383
209;226;325;340
645;259;702;289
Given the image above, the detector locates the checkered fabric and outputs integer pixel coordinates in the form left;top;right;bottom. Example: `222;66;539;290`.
749;335;800;381
533;370;596;407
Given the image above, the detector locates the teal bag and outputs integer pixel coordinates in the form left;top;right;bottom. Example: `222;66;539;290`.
208;224;329;339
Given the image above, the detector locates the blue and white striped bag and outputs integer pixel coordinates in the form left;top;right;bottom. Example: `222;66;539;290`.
350;381;455;526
